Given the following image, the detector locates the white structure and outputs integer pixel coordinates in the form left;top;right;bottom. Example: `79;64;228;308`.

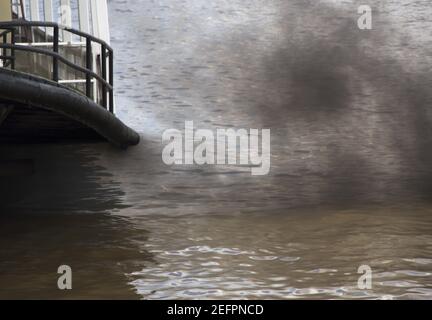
8;0;110;44
1;0;113;106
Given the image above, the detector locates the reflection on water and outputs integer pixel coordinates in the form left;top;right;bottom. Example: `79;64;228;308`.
1;0;432;299
131;209;432;299
0;212;150;299
0;144;152;299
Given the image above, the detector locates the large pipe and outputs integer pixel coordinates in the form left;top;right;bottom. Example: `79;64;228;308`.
0;68;140;148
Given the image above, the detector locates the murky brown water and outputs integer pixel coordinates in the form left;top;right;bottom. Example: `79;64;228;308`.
1;0;432;299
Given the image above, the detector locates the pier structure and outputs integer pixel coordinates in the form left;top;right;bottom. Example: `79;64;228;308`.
0;0;139;147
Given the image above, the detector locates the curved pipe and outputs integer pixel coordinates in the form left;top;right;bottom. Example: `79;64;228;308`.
0;68;140;148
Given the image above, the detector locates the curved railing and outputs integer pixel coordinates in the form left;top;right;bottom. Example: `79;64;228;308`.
0;20;114;113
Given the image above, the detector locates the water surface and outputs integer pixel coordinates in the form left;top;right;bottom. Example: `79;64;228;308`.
0;0;432;299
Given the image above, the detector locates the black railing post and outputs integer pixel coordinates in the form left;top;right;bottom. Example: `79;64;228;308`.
2;33;6;65
53;26;59;82
101;44;107;109
11;28;15;70
86;37;92;98
109;50;114;113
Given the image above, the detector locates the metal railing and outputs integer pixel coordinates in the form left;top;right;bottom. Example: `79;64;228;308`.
0;20;114;113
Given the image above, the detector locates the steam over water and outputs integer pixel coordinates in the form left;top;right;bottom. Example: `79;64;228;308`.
0;0;432;299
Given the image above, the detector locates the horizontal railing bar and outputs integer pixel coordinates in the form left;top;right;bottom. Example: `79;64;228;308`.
59;79;95;84
0;55;15;60
0;20;113;52
15;42;86;47
0;43;113;91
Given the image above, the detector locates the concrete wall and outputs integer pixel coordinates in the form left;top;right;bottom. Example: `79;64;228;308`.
0;0;12;21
